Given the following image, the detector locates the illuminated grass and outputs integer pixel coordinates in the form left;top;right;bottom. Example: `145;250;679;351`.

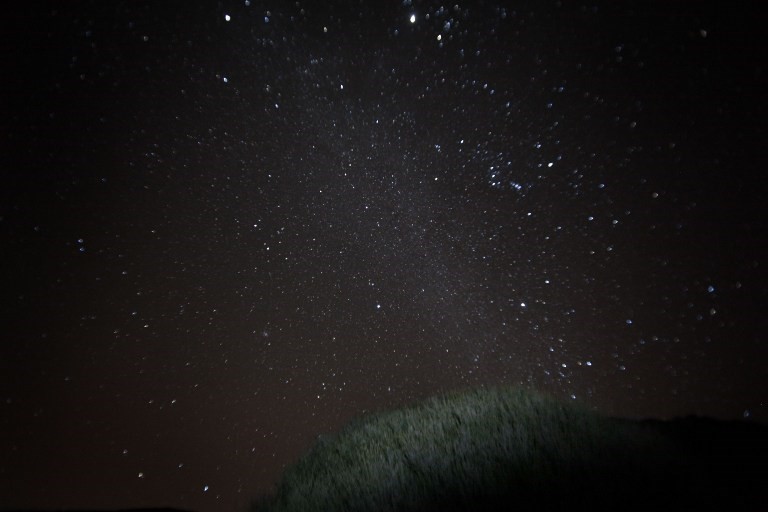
250;387;677;511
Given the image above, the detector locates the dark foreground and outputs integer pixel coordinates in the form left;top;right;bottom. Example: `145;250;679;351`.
249;388;767;511
6;390;767;512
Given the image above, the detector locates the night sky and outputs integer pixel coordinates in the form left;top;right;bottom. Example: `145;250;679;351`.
2;0;767;510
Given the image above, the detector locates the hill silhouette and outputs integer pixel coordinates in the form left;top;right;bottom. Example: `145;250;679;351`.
250;387;767;511
4;389;765;512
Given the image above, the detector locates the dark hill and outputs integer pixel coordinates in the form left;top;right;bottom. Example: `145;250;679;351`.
250;387;768;511
5;391;765;512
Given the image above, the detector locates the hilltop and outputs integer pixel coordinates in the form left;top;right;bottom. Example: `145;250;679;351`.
250;387;767;511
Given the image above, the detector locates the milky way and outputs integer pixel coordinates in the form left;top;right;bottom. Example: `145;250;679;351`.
2;1;767;510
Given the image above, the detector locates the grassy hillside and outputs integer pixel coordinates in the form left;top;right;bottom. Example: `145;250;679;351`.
251;386;768;511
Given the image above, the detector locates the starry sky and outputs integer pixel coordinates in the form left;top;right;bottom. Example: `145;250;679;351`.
2;0;767;510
